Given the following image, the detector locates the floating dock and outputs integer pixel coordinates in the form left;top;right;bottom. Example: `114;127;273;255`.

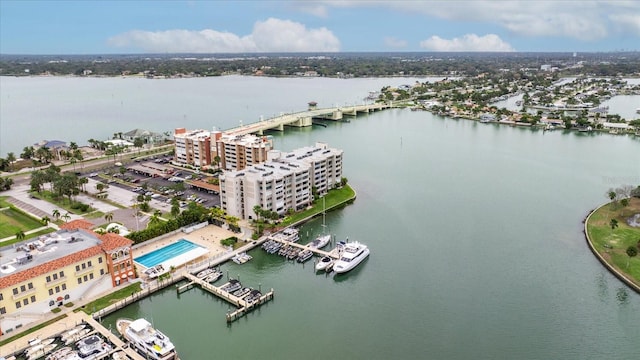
180;273;274;323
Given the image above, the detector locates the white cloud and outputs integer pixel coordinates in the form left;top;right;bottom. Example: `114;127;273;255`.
311;1;640;41
383;36;408;49
108;18;340;53
420;33;514;52
609;13;640;35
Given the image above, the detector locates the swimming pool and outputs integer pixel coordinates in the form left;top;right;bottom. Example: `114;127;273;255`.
134;239;208;269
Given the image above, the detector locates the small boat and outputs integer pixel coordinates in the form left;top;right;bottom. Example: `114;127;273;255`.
196;268;214;279
232;252;252;264
46;347;73;360
203;270;223;283
221;279;242;293
296;249;313;263
64;329;90;345
233;287;251;298
117;318;177;360
333;241;370;274
315;256;334;272
245;289;262;304
26;338;55;356
307;234;331;249
60;325;86;342
27;343;57;360
74;334;112;360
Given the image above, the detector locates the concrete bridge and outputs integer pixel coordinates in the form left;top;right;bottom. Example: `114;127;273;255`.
225;102;393;136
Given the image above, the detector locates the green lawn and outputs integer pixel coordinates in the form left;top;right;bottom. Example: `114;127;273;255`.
280;185;356;227
0;207;44;238
586;199;640;288
31;191;93;215
78;282;142;315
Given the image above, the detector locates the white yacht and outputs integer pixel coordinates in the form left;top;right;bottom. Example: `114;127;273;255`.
117;318;177;360
333;242;370;274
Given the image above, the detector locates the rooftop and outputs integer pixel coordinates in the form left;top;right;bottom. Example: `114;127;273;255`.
0;229;102;286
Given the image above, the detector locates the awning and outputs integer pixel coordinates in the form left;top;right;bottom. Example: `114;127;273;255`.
56;296;63;301
121;273;128;278
115;276;120;281
128;271;134;276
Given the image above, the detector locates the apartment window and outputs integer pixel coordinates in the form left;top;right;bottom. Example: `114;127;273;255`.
30;295;35;303
89;273;94;280
15;302;21;309
62;284;67;290
52;273;58;280
76;265;80;272
98;257;103;264
0;293;3;301
55;286;60;293
0;307;5;315
77;278;82;285
28;282;33;289
59;271;65;277
83;275;88;282
88;260;92;267
100;269;105;275
49;289;54;296
46;275;51;282
20;285;26;292
82;263;86;269
23;298;28;306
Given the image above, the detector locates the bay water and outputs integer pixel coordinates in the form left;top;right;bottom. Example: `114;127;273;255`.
2;77;639;359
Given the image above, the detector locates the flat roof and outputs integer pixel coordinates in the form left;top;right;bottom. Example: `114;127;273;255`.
0;229;102;279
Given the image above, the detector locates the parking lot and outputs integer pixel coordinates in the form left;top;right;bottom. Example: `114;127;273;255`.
85;157;221;212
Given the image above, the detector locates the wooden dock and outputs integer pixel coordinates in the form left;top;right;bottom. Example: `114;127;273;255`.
268;235;341;259
181;273;274;323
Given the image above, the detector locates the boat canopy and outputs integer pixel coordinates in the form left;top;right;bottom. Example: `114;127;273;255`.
130;318;151;333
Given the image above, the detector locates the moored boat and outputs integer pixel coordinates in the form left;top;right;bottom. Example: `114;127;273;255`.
315;255;334;272
307;234;331;249
27;343;57;360
333;241;370;274
220;279;242;293
64;329;90;345
233;287;251;298
74;334;112;360
196;268;214;279
296;249;313;263
117;318;177;360
203;270;223;283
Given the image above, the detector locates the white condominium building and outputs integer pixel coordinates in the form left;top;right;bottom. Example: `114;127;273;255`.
217;134;273;171
219;142;343;220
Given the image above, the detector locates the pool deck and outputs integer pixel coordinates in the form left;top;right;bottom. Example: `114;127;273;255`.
132;225;237;272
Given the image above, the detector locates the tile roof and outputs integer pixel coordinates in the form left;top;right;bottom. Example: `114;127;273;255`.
60;219;94;231
0;246;103;289
99;233;133;252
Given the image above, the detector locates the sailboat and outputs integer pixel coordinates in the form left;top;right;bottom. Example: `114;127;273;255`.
308;197;331;249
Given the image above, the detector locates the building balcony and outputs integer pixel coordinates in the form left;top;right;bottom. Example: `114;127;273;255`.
12;288;36;300
74;265;95;277
45;276;68;288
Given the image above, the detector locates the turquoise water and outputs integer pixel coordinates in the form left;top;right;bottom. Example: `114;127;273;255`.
134;239;201;268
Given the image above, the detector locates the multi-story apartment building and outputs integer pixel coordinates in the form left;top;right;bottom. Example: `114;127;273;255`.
217;134;273;171
0;220;134;335
279;142;343;196
174;128;221;168
219;143;342;220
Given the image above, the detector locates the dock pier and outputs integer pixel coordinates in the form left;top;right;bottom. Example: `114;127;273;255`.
180;273;274;323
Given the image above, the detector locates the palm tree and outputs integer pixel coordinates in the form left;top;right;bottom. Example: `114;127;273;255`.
15;230;25;241
62;212;71;223
41;216;50;226
52;209;61;221
610;218;618;232
104;212;114;223
6;152;16;171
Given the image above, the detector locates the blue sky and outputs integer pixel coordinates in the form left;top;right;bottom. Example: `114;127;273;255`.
1;1;639;54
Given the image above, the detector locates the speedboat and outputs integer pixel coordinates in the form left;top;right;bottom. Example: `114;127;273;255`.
221;279;242;293
233;287;251;298
45;346;73;360
315;256;334;272
245;289;262;304
196;268;214;279
75;335;112;360
203;270;223;283
333;242;370;274
232;252;252;264
27;343;57;360
296;249;313;263
64;329;90;345
308;234;331;249
117;318;177;360
60;325;86;342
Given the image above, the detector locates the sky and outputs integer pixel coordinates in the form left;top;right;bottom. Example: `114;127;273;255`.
1;0;639;54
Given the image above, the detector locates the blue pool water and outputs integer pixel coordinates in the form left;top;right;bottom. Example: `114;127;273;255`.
134;239;202;268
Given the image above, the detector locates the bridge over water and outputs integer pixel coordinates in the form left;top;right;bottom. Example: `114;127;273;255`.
225;102;393;136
